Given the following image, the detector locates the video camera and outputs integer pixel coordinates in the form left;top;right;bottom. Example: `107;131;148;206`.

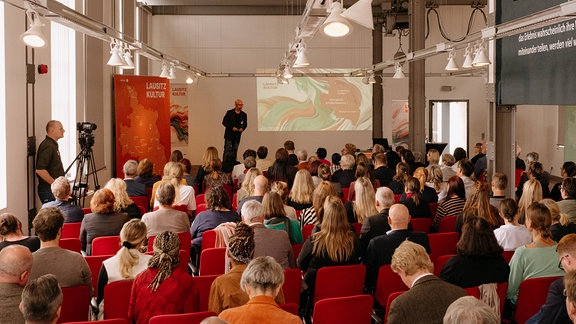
77;122;97;149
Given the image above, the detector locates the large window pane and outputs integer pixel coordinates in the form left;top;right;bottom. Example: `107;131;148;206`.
0;3;6;209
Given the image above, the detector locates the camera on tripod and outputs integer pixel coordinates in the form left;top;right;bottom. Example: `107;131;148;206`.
77;122;97;149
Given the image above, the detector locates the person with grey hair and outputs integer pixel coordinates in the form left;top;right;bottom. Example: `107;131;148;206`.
441;153;457;182
443;296;499;324
141;182;190;238
0;245;33;323
331;154;356;189
296;150;309;171
241;200;294;269
41;176;84;223
218;256;301;324
20;274;63;324
123;160;146;197
359;186;394;251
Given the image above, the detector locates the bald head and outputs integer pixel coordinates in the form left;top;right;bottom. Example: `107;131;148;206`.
0;245;33;286
253;175;269;196
388;204;411;229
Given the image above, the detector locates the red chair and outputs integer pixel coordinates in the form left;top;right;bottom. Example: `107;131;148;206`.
283;268;303;305
130;196;149;212
393;194;402;203
103;280;133;320
383;291;406;324
84;254;113;298
195;203;207;214
411;218;431;233
515;168;524;189
341;188;350;203
429;202;438;219
514;276;562;324
465;282;508;317
433;254;455;276
374;264;406;308
279;303;299;316
232;193;238;211
82;208;91;215
352;223;362;236
438;215;458;233
199;247;226;276
58;285;91;323
148;232;191;254
302;224;314;242
195;194;206;207
62;222;82;239
292;243;303;264
502;250;515;263
149;311;217;324
65;319;128;324
60;238;82;253
193;275;219;311
428;232;458;263
314;264;366;303
312;294;373;324
201;229;217;251
295;209;302;221
92;236;121;256
146;188;153;202
174;205;189;213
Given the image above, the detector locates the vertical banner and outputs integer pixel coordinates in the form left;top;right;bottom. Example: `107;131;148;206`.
170;84;189;153
391;100;410;148
113;75;171;178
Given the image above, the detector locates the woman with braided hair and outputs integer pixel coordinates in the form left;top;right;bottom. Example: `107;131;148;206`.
129;231;198;324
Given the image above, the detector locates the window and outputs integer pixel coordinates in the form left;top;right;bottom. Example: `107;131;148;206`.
0;2;6;209
429;100;469;155
50;0;76;177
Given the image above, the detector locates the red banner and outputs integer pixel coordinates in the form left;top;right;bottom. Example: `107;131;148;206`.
114;75;171;178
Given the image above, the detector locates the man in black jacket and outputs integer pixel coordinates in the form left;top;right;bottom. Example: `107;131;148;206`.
222;99;247;161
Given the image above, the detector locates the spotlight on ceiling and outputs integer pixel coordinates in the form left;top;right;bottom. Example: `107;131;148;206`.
340;0;374;30
462;44;474;68
107;40;127;66
293;44;310;68
393;63;406;79
322;1;352;37
20;9;46;48
168;64;176;79
159;62;169;78
122;45;134;69
283;66;293;79
472;41;491;67
445;49;459;71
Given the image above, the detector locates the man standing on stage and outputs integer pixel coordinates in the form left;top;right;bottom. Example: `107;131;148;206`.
36;120;65;203
222;99;247;161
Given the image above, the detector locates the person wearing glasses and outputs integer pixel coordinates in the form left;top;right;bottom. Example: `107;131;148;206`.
222;99;247;162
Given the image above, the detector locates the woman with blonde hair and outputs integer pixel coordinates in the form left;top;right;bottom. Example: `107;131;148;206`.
195;146;219;193
287;169;314;211
270;181;297;220
345;177;378;224
425;165;447;201
517;179;543;224
263;192;302;244
455;181;502;235
411;167;438;203
105;178;142;219
388;162;410;194
297;196;361;321
236;167;262;207
204;158;232;189
153;162;196;216
300;181;336;230
542;198;576;242
97;219;151;306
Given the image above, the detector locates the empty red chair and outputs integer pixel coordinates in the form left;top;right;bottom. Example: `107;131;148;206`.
62;222;82;239
374;264;406;308
129;196;149;212
92;236;121;256
149;311;217;324
279;303;299;316
193;275;219;311
438;215;458;233
428;232;458;263
314;264;366;303
201;229;217;251
313;294;373;324
302;224;314;242
283;268;303;305
60;238;82;253
199;247;226;276
84;254;113;298
411;218;431;233
103;280;133;320
65;319;128;324
433;254;455;276
514;276;562;324
383;291;406;324
195;194;206;207
58;285;91;323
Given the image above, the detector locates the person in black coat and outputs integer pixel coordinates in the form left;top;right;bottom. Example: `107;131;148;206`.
364;204;430;294
359;186;394;252
222;99;247;162
372;153;394;188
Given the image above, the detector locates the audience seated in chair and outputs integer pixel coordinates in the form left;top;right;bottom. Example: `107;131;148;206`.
41;176;84;223
0;245;33;323
123;160;147;197
21;274;63;324
443;296;499;324
142;182;190;238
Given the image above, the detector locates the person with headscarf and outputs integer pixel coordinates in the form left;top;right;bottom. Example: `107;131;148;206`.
128;231;198;324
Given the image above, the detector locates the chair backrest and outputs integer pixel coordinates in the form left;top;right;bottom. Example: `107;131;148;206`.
59;238;82;253
429;202;439;219
464;282;508;318
195;203;207;214
302;224;314;242
433;254;455;276
279;303;299;316
515;168;524;189
149;311;217;324
292;243;303;265
341;188;350;203
374;264;407;307
514;276;562;324
64;319;128;324
129;196;149;212
232;193;238;212
92;236;121;256
393;194;402;203
314;264;366;303
428;232;458;263
58;285;91;323
411;218;431;233
103;280;134;320
383;291;406;324
283;268;303;305
201;229;217;251
82;208;92;215
351;223;362;236
62;222;82;239
195;194;206;207
146;188;153;201
313;294;373;324
502;250;515;263
193;275;219;311
438;215;458;233
148;232;191;254
84;254;114;298
174;204;189;213
199;247;226;276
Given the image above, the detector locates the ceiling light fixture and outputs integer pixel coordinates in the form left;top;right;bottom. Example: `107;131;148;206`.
122;44;134;69
283;66;293;79
472;41;491;66
368;71;376;84
20;8;46;48
445;49;459;71
293;43;310;67
322;1;352;37
107;40;126;66
159;62;169;78
340;0;374;30
186;76;194;84
393;63;406;79
462;44;474;68
168;64;176;79
277;76;289;85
